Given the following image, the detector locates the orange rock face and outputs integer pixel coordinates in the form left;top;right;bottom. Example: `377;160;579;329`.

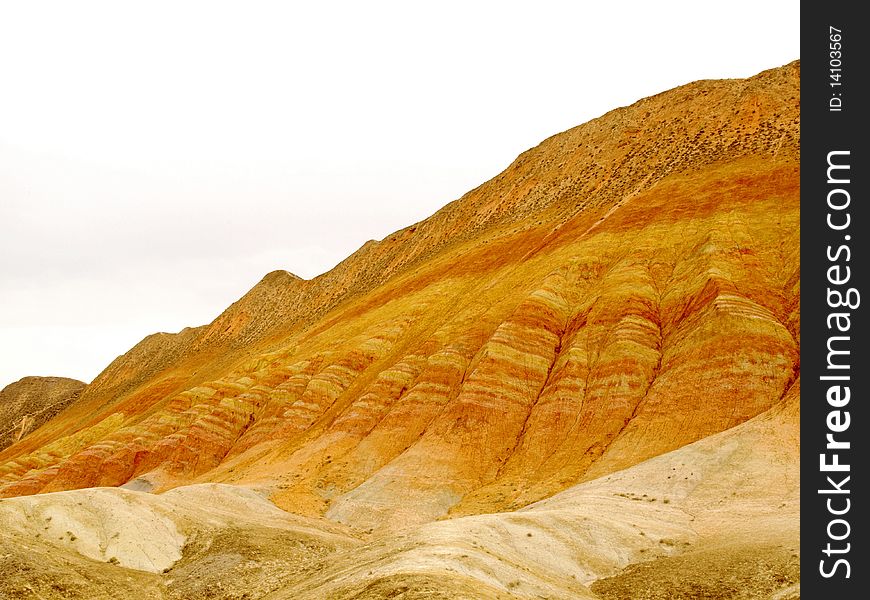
0;62;799;534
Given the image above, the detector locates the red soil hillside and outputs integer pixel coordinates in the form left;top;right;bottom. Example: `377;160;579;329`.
0;61;799;540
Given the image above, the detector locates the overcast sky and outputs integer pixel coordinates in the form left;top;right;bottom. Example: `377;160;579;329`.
0;1;799;388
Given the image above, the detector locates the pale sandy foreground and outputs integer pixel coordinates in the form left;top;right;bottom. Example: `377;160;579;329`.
0;384;798;599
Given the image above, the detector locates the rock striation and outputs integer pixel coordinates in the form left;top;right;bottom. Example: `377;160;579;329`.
0;61;800;548
0;379;799;598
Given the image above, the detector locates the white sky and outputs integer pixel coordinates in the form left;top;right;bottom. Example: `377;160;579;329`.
0;1;799;388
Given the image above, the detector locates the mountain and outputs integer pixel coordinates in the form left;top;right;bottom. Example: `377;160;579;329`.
0;61;800;599
0;377;85;452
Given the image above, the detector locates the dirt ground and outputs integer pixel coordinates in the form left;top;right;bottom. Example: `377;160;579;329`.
591;543;800;600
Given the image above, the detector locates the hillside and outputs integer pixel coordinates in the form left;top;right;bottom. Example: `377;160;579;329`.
0;377;85;452
0;382;799;598
0;61;800;598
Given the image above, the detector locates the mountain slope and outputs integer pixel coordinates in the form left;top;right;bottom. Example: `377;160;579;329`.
0;377;85;452
0;60;799;554
0;377;798;599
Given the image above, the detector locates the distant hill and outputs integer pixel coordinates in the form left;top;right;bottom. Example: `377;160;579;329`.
0;376;85;451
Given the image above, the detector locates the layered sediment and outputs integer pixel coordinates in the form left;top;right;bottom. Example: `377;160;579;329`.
0;61;800;598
